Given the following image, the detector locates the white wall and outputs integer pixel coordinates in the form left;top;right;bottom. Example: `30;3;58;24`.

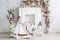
0;0;9;32
49;0;60;32
0;0;60;33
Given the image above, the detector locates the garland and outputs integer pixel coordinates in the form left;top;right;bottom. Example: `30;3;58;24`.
40;0;50;33
21;0;41;7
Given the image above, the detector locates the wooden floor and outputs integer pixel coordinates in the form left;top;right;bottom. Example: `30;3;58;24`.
0;33;60;40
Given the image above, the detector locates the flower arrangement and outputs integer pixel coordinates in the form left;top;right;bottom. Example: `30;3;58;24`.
7;9;14;26
7;9;15;35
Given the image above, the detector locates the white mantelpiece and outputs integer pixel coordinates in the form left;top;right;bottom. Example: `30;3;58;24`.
19;8;44;36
